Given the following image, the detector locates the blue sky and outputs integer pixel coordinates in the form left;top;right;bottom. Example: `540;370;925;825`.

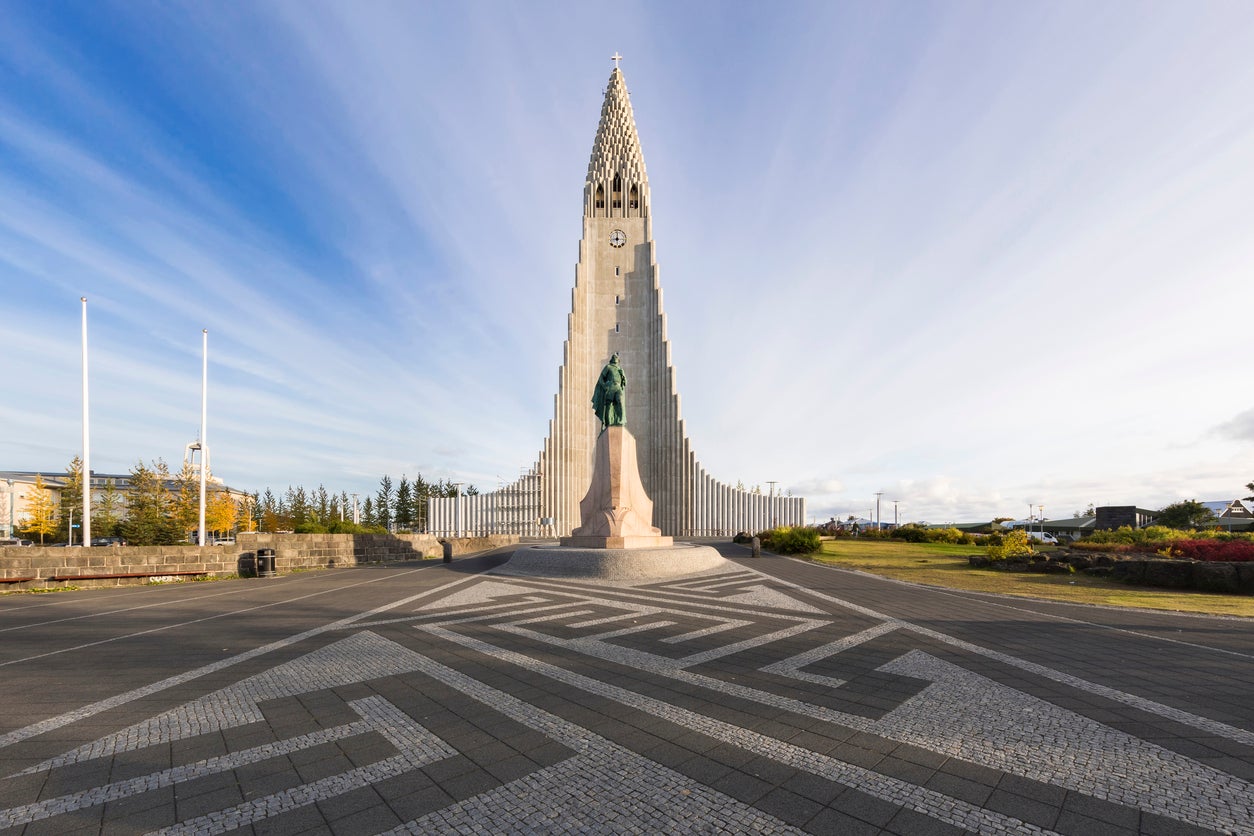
2;1;1252;524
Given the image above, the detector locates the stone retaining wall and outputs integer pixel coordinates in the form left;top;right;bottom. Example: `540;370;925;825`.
1109;558;1254;595
0;533;519;590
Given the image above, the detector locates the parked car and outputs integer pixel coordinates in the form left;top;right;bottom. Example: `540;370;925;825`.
0;538;33;547
91;536;127;547
1026;531;1059;545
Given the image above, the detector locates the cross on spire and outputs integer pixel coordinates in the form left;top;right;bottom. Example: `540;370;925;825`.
611;52;623;70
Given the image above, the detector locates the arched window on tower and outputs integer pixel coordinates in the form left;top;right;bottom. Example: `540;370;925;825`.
594;184;605;212
629;184;639;213
612;175;622;211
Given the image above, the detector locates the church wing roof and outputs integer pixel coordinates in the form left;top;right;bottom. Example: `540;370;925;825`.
586;68;649;191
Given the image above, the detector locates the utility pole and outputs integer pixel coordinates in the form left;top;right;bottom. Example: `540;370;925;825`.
874;492;883;531
893;500;899;528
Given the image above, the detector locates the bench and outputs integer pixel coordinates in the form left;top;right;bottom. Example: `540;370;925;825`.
0;577;36;584
48;570;209;582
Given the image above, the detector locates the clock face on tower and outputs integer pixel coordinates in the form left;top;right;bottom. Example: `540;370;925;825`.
609;229;627;248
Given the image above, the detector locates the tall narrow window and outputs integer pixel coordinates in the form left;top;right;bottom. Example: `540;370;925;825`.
615;267;620;276
594;184;605;211
612;175;622;210
629;184;639;211
615;322;620;333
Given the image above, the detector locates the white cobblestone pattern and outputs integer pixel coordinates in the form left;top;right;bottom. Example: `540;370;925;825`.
151;695;455;836
0;696;449;831
474;588;1254;834
387;751;805;835
418;624;1056;835
649;571;759;590
0;572;460;758
755;564;1254;750
880;650;1254;833
759;621;902;687
408;577;826;667
484;572;832;619
418;579;552;611
658;617;752;644
717;585;828;613
21;630;433;775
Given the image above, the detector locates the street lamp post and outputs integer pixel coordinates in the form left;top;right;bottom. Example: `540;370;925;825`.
5;479;13;538
893;500;899;528
874;492;883;531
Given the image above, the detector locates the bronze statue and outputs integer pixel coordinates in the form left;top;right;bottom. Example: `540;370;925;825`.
592;353;626;430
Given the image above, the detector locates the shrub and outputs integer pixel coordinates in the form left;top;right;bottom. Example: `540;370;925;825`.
1074;529;1254;558
891;525;974;545
758;526;821;555
985;529;1034;561
1165;539;1254;562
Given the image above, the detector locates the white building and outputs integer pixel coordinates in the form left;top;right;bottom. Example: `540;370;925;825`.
429;63;806;538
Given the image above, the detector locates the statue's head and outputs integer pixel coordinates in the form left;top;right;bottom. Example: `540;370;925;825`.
610;353;619;364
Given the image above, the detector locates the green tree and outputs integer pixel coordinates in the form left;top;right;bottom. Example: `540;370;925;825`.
395;476;414;531
1155;499;1216;530
93;478;123;537
20;474;58;544
121;460;179;545
57;456;84;542
259;489;279;532
1245;481;1254;502
465;484;479;496
376;475;394;531
315;485;330;523
362;495;377;527
285;486;310;528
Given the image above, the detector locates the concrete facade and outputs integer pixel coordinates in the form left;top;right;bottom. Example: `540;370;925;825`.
429;66;805;537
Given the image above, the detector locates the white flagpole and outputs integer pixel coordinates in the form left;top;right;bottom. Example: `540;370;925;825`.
198;329;207;547
81;297;91;548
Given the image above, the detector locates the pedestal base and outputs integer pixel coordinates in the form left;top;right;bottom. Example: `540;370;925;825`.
496;544;728;580
560;534;673;549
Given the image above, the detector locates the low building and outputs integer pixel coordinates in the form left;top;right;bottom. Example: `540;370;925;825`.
0;469;250;539
1095;506;1157;531
1041;515;1097;539
1199;499;1254;531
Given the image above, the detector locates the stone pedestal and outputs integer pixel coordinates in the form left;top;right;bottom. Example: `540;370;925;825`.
560;426;673;549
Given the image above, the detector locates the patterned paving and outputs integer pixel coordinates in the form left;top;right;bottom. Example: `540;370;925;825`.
1;555;1252;834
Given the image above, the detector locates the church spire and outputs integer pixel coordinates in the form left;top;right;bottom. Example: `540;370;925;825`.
585;61;649;218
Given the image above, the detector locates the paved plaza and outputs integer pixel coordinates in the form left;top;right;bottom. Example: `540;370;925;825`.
1;544;1252;835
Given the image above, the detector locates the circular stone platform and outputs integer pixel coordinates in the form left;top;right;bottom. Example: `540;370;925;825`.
494;543;730;580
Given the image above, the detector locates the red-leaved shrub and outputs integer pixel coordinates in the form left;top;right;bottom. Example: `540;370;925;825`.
1167;540;1254;562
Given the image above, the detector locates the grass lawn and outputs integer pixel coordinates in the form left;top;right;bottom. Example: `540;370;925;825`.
805;539;1254;618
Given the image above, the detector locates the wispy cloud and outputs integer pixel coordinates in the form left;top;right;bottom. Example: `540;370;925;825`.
1;2;1251;520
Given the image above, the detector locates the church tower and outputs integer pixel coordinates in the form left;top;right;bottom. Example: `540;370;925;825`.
540;63;686;535
427;61;805;538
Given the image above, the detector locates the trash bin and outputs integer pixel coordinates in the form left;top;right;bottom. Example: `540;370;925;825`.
238;553;257;578
257;548;276;578
441;540;454;563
